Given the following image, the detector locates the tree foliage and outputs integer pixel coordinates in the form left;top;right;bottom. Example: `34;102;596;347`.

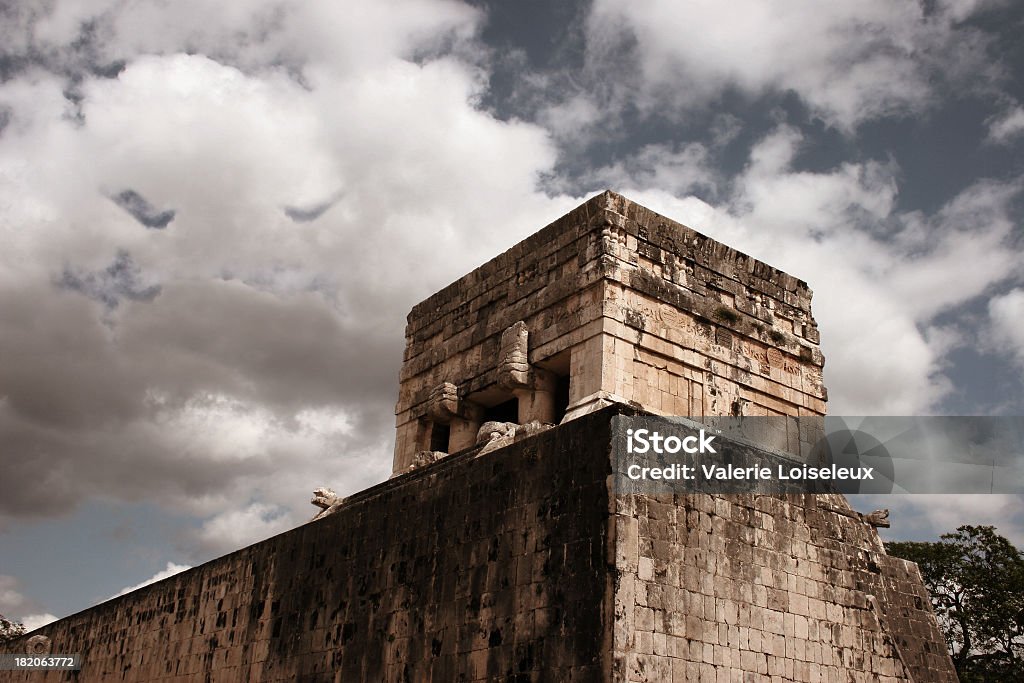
0;613;26;644
887;525;1024;682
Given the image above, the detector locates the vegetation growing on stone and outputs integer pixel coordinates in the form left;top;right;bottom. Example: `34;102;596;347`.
712;305;739;324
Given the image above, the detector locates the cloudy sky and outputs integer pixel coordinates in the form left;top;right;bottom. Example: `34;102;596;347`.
1;0;1022;628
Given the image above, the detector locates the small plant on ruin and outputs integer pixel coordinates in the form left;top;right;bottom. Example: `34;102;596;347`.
712;306;739;324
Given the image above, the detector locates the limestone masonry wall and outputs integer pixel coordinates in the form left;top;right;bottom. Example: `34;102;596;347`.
611;489;956;682
597;195;827;420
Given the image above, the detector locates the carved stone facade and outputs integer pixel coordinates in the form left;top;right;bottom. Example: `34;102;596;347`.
394;191;827;473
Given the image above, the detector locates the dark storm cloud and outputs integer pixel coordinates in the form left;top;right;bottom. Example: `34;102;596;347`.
57;250;161;309
117;280;403;410
0;282;151;431
0;277;402;521
283;195;340;223
0;408;278;521
0;4;125;125
108;190;176;229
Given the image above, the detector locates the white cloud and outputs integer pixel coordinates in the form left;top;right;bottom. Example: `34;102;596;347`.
7;1;481;77
584;0;998;129
987;105;1024;143
989;289;1024;368
0;575;54;629
0;575;33;615
0;0;580;551
192;504;293;556
113;562;192;598
19;613;58;631
576;142;717;198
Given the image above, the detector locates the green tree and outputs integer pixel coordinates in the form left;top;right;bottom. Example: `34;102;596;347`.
0;613;26;644
887;525;1024;682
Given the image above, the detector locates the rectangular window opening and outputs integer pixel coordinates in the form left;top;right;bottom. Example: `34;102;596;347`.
553;373;571;423
429;422;451;452
482;398;519;424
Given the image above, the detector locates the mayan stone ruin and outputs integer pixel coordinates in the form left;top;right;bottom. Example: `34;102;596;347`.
2;191;957;681
393;190;828;473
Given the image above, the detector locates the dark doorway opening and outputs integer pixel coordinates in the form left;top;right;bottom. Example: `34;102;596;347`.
553;373;571;423
482;397;518;424
430;423;451;452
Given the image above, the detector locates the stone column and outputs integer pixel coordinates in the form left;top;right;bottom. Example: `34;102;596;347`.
426;381;481;453
514;368;556;424
448;405;483;452
497;321;558;424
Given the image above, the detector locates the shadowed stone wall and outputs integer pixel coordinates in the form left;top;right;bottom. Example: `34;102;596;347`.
3;410;615;683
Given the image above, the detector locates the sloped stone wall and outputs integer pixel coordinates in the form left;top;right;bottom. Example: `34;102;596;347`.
2;410;615;683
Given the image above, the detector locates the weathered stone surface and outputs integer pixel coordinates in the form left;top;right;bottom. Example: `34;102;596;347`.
309;487;346;521
425;382;461;422
476;420;518;445
496;321;531;390
863;508;892;528
24;635;50;656
407;449;446;470
3;408;615;683
611;482;956;683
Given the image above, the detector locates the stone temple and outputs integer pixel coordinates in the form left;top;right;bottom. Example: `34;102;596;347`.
3;192;956;681
393;190;827;474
